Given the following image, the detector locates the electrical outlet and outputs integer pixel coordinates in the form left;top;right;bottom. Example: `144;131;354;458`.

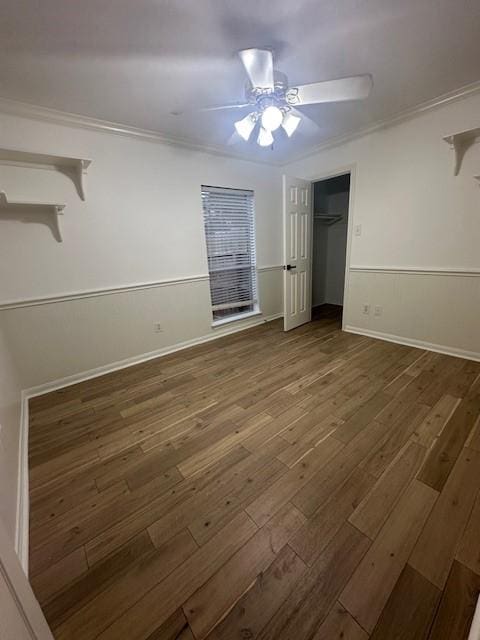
354;224;362;237
374;305;383;317
362;304;370;315
153;323;163;333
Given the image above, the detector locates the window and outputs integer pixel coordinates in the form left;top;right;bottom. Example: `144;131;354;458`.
201;185;258;323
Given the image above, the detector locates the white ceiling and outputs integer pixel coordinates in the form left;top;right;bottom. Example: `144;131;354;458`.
1;0;480;163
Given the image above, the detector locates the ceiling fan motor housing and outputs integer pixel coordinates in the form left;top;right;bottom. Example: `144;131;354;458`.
245;70;291;113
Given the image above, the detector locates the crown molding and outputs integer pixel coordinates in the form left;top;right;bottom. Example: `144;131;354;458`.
281;79;480;165
0;96;281;167
1;79;480;168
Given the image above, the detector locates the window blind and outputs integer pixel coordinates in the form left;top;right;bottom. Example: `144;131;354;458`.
201;186;258;321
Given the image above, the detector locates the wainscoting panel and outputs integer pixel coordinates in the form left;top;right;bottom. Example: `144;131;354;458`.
0;268;283;390
345;268;480;360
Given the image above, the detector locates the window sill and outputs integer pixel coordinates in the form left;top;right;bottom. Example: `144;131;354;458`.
211;309;262;328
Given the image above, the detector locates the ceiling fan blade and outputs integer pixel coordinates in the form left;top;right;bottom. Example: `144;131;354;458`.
172;102;251;115
238;48;274;90
288;74;373;106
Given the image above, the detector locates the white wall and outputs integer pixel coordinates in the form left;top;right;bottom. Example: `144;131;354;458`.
312;190;349;307
0;322;22;544
0;111;283;389
287;91;480;358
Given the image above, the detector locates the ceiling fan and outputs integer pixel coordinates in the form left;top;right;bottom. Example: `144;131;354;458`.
183;48;373;147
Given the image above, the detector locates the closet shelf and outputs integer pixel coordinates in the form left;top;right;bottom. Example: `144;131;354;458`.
0;147;91;200
314;214;343;226
442;127;480;176
0;191;65;242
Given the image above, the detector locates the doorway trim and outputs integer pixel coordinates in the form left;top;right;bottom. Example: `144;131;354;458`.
304;163;357;331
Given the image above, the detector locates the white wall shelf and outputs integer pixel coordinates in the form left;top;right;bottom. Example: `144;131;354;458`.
442;127;480;176
0;148;91;200
0;191;65;242
314;213;343;226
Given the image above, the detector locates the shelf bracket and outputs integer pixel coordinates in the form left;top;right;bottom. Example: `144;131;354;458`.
0;192;66;242
443;128;480;176
53;205;66;242
74;159;91;201
0;148;92;201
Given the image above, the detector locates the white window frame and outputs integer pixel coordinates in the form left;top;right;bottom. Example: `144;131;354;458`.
201;185;260;326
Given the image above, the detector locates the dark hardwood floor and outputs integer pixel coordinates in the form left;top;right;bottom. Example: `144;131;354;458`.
28;309;480;639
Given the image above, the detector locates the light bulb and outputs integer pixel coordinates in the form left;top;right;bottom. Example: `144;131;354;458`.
282;112;301;137
257;127;274;147
234;113;256;141
261;105;283;132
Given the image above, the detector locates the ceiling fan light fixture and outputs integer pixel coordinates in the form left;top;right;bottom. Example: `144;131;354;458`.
282;111;301;137
261;105;283;132
234;113;256;141
257;127;274;147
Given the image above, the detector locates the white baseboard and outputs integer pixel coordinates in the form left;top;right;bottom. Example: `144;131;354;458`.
24;312;283;399
345;325;480;362
15;391;29;575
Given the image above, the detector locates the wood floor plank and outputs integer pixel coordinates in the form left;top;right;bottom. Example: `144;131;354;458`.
409;448;480;589
291;418;392;517
411;394;460;449
289;467;375;565
349;441;427;540
334;391;393;444
312;602;369;640
456;492;480;576
418;381;480;491
187;456;286;545
86;446;250;564
245;435;344;526
340;479;438;633
43;530;154;628
184;521;288;638
359;403;430;479
30;546;88;606
55;528;198;640
256;522;370;640
369;565;441;640
95;511;258;640
140;608;191;640
277;414;343;468
427;560;480;639
206;544;306;640
147;449;285;550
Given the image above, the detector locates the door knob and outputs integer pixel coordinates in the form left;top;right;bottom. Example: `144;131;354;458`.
285;264;297;270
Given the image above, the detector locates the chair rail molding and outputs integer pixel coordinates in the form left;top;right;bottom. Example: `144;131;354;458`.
0;266;283;310
349;265;480;277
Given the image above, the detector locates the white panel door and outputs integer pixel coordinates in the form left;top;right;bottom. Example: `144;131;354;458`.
283;175;312;331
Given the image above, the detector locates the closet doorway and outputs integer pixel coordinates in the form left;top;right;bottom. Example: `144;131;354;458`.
312;172;351;324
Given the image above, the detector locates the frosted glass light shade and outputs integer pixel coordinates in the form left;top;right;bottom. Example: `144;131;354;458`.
282;112;301;137
257;127;274;147
261;106;283;132
234;113;256;141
